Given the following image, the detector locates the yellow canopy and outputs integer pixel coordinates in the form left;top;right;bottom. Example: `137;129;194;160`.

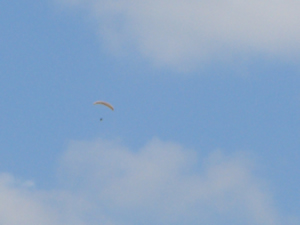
93;101;114;111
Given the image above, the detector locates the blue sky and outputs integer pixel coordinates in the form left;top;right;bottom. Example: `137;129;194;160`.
1;0;300;224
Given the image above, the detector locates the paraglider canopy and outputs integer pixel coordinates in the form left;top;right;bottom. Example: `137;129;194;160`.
93;101;114;111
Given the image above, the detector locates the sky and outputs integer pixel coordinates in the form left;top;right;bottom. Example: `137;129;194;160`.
0;0;300;224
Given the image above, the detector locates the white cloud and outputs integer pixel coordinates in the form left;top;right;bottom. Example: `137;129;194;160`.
0;174;60;225
59;138;281;224
0;138;294;224
57;0;300;68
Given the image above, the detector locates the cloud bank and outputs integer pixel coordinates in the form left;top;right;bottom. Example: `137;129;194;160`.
57;0;300;68
0;138;291;225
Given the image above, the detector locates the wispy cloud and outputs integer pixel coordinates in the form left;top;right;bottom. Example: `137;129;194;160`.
0;138;291;225
57;0;300;68
0;174;59;225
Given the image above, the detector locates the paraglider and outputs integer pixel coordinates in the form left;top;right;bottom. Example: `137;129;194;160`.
94;101;114;121
93;101;114;111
